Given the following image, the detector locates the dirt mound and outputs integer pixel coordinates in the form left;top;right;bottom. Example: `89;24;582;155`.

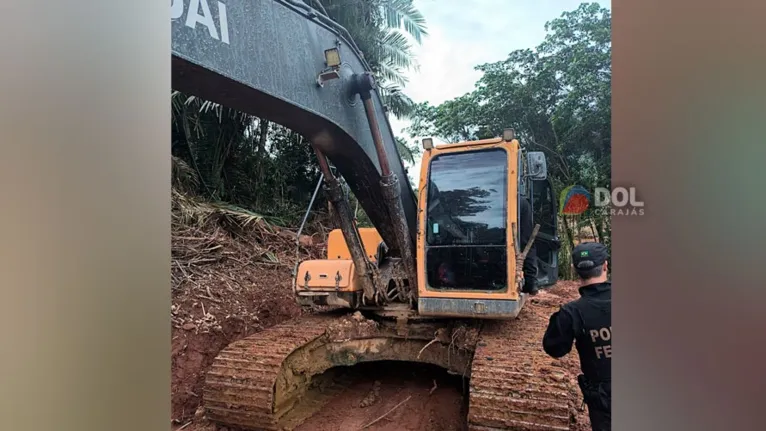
326;311;381;341
171;190;324;426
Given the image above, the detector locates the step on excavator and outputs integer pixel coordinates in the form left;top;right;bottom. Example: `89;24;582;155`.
172;0;572;429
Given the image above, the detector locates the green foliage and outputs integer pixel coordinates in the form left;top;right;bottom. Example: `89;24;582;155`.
171;92;323;224
320;0;426;119
395;136;421;164
407;2;612;274
408;93;492;142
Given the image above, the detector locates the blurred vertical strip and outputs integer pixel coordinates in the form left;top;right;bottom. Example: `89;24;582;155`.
0;1;170;431
614;0;764;429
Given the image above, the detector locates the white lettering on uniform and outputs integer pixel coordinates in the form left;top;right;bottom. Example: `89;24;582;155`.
595;344;612;359
591;326;612;359
590;330;599;342
590;326;612;342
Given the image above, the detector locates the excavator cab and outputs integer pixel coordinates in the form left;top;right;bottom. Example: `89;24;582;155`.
416;132;557;318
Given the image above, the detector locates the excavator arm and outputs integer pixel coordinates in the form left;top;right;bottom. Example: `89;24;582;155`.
171;0;417;256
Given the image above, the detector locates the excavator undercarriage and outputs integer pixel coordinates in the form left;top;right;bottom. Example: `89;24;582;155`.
203;309;577;430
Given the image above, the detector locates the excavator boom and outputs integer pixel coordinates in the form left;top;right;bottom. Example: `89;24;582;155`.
172;0;417;255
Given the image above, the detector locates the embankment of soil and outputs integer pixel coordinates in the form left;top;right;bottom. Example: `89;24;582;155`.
171;191;324;426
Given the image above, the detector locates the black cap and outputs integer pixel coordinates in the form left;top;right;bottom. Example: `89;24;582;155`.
572;242;608;271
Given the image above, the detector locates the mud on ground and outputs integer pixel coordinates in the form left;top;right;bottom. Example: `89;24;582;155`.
295;362;467;431
325;311;381;342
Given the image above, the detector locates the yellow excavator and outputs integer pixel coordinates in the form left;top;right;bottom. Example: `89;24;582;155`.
201;127;573;430
171;0;572;429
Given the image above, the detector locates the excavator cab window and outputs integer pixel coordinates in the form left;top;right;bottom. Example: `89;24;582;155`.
424;148;508;291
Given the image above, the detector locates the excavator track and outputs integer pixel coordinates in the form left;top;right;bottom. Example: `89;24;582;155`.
468;305;578;431
204;306;579;431
203;314;337;430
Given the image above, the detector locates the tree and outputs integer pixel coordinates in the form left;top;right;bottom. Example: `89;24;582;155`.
408;2;612;274
395;136;419;164
318;0;427;119
408;93;491;143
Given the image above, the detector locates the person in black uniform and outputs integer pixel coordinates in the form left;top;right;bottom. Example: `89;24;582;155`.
519;197;539;295
542;241;611;431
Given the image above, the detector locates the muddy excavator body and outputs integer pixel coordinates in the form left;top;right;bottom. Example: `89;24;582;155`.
294;134;557;319
172;1;573;429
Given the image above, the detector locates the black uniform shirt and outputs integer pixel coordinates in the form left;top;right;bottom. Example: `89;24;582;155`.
542;282;612;382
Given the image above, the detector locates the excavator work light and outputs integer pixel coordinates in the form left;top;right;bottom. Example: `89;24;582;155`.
324;48;341;68
503;128;515;141
422;138;434;150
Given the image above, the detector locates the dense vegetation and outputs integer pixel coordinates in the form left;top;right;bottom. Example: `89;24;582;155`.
171;1;611;277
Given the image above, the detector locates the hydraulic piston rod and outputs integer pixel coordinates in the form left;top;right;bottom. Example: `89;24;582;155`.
311;143;377;302
352;72;418;294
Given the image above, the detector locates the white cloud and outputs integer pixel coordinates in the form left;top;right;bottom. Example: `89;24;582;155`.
387;0;611;183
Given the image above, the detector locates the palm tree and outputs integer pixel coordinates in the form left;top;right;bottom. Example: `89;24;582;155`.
395;136;417;164
318;0;427;119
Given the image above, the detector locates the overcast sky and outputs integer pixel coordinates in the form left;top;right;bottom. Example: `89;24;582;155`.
388;0;611;181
